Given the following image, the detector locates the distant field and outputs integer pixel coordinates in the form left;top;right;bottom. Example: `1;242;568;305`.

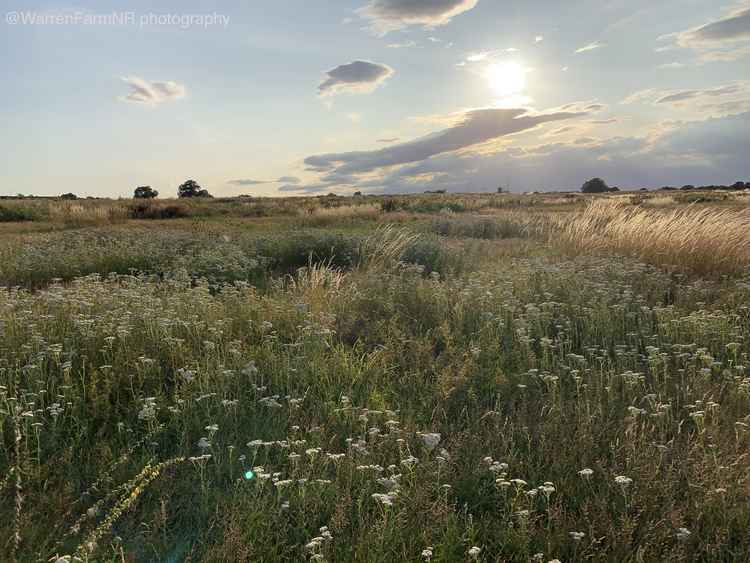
1;191;750;562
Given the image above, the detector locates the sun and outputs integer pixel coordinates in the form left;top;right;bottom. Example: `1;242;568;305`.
485;62;526;97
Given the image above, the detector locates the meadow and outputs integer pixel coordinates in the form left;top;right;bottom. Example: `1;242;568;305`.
1;190;750;562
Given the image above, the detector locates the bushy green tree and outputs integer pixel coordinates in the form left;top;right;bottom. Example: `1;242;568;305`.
178;179;211;198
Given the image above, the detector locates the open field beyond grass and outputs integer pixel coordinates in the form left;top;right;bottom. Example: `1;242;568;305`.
1;191;750;562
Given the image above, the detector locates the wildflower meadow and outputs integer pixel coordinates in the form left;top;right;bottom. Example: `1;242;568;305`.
1;191;749;562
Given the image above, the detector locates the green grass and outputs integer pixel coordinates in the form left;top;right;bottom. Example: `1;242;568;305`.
1;198;750;562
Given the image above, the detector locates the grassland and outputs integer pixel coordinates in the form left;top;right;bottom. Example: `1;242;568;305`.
1;190;750;562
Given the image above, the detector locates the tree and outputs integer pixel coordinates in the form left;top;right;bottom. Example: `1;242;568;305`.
134;186;158;199
581;178;610;193
497;186;504;193
178;179;211;198
60;192;78;200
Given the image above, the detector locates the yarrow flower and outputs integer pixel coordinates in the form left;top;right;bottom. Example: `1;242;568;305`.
468;546;481;559
569;531;585;541
418;432;441;451
578;468;594;479
676;527;691;542
614;475;633;487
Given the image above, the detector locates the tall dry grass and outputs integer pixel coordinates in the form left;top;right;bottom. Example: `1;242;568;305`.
47;200;129;226
556;199;750;275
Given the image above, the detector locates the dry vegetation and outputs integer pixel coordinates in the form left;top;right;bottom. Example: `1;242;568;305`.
1;189;749;562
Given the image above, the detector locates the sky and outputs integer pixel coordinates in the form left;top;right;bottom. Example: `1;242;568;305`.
1;0;749;197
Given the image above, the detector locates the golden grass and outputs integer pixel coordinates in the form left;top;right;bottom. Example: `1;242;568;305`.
47;200;129;226
556;199;750;275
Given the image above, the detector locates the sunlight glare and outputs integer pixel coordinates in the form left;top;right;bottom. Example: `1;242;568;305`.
485;62;526;97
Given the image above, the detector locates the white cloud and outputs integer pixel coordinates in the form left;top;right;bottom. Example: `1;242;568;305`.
358;0;479;35
535;35;544;43
387;40;417;48
318;60;394;96
657;62;686;69
575;41;605;54
466;51;493;62
120;77;186;105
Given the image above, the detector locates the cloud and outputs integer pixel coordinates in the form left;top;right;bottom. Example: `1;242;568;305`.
278;182;333;194
657;62;686;69
535;35;544;43
466;50;494;62
228;179;270;186
318;60;394;96
387;40;417;48
656;83;744;104
623;81;750;116
677;3;750;45
340;112;750;194
591;118;618;124
548;126;577;135
575;41;604;53
120;77;186;105
377;137;401;143
277;176;301;184
304;106;590;177
358;0;479;35
229;176;300;186
663;2;750;61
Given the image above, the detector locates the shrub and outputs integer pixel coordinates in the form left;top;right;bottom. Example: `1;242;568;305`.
400;237;447;274
255;232;359;273
581;178;609;193
128;202;189;220
381;198;399;213
134;186;159;199
431;216;528;239
0;205;37;222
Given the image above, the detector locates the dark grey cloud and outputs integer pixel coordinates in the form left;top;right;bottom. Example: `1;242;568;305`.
318;60;394;96
305;107;589;176
678;4;750;45
656;83;744;104
121;77;186;105
624;82;750;115
665;2;750;61
358;0;479;34
343;112;750;194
